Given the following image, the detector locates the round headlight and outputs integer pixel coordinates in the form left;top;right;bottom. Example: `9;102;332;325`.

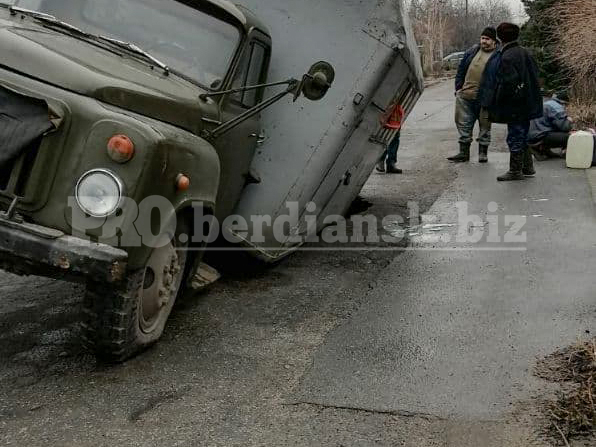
75;169;123;217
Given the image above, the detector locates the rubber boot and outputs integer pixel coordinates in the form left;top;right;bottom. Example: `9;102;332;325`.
479;145;488;163
447;142;470;162
497;151;525;181
529;142;548;161
522;145;536;176
386;163;403;174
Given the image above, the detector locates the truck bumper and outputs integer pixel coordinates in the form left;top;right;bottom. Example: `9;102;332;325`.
0;217;128;283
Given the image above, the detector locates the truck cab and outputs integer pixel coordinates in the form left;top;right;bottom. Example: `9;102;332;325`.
0;0;329;361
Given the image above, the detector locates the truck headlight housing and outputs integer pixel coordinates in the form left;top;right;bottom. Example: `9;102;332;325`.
75;169;123;217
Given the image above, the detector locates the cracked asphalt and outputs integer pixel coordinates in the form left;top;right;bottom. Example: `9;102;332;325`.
1;81;595;446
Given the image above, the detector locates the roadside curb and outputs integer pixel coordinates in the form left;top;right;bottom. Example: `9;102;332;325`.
424;76;454;89
586;168;596;205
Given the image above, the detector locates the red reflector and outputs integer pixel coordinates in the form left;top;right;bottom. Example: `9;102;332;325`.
381;103;405;130
176;174;190;191
107;135;135;163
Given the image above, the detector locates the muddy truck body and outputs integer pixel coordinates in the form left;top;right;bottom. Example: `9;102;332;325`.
0;0;422;361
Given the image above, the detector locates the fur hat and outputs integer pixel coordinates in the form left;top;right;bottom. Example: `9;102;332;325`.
481;27;497;41
497;22;520;43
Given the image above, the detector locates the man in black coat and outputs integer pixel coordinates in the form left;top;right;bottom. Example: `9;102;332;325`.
482;23;543;181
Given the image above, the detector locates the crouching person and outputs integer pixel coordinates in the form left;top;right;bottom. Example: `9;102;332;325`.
482;22;543;181
528;91;573;160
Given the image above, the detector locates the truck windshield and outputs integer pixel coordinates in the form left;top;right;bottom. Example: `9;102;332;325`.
10;0;241;89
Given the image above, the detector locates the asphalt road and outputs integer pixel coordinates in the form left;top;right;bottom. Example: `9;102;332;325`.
1;81;595;446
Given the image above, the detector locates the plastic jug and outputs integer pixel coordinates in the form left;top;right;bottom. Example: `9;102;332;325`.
566;131;595;169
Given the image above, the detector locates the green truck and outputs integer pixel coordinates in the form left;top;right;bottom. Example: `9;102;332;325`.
0;0;423;362
0;0;334;361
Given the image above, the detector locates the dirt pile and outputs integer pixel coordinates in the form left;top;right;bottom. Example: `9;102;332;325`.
536;339;596;445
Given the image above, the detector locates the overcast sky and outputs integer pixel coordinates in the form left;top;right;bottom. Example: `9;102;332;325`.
504;0;528;22
465;0;527;22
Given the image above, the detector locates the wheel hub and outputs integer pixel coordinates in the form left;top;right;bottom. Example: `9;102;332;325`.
139;242;181;333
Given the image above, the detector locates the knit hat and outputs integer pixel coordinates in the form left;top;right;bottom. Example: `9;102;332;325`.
497;22;520;43
481;27;497;41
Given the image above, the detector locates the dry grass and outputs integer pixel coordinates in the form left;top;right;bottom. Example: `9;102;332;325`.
535;339;596;445
567;81;596;128
548;0;596;82
547;0;596;127
568;101;596;130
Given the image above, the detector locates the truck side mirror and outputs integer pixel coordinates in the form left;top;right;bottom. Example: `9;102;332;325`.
200;60;335;140
299;61;335;101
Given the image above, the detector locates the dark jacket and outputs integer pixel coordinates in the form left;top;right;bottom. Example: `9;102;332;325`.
477;50;501;108
455;45;480;91
528;98;572;142
455;44;499;102
483;42;543;124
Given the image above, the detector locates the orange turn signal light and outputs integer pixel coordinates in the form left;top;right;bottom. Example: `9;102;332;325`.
107;134;135;163
176;174;190;191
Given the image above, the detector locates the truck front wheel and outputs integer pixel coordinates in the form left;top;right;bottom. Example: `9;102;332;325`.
82;224;189;362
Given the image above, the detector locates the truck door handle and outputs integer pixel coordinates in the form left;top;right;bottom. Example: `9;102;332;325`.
250;133;266;145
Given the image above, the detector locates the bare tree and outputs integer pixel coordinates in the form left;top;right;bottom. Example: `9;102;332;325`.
449;0;511;53
410;0;453;73
409;0;513;75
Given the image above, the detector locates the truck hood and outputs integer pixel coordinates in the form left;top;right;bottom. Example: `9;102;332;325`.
0;14;208;134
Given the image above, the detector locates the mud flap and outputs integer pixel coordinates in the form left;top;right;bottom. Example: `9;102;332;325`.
0;85;53;167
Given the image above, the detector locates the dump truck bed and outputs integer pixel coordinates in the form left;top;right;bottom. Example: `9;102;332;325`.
229;0;424;261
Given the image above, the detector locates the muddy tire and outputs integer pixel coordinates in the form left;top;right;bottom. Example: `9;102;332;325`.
82;223;189;363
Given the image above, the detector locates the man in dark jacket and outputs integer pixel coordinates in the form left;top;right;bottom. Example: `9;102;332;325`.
482;23;543;181
448;27;498;163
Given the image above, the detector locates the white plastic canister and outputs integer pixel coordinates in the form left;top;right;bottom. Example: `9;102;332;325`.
566;131;594;169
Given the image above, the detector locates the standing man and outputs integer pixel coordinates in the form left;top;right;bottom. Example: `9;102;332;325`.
447;27;498;163
482;23;543;181
376;129;402;174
